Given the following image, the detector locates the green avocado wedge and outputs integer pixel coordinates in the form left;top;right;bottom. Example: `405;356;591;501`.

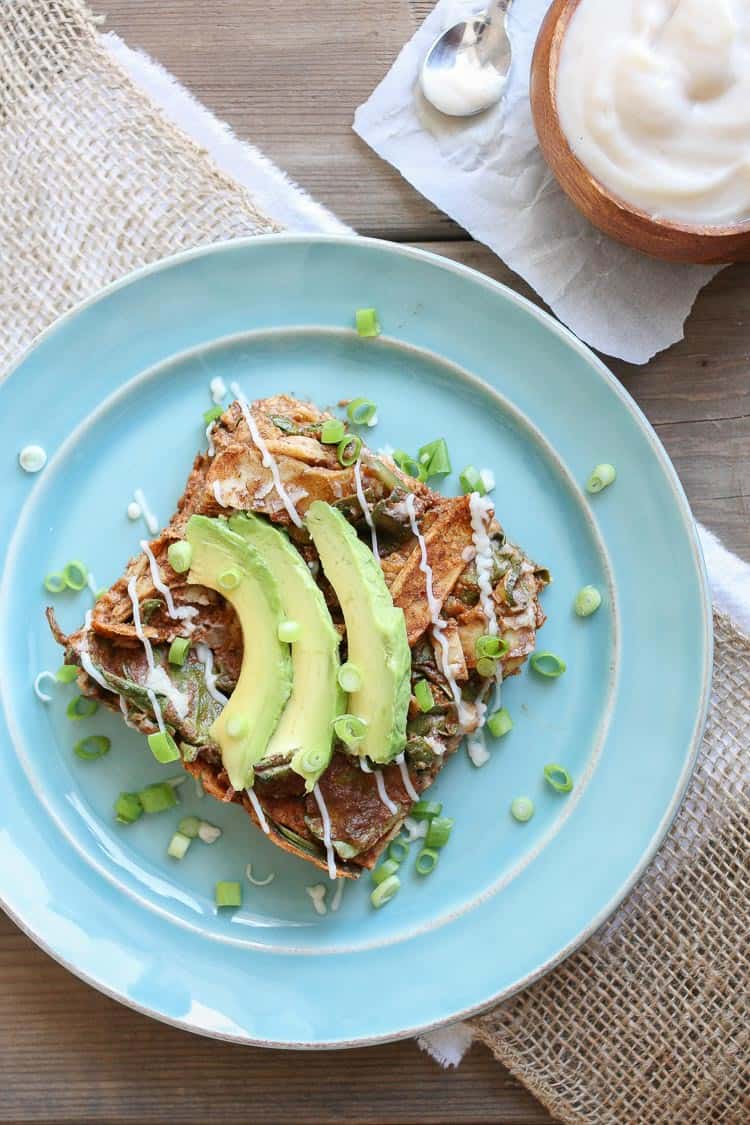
305;501;410;765
228;513;342;790
184;515;292;790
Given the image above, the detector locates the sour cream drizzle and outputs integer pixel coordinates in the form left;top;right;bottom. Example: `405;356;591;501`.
118;693;139;730
230;381;304;528
331;878;345;912
140;540;197;623
212;480;226;507
79;610;113;693
404;493;470;727
245;786;271;834
133;488;158;535
246;862;275;886
395;752;419;802
205;423;216;457
306;885;328;915
312;782;337;880
374;769;398;815
127;576;165;733
353;458;379;561
195;643;228;705
210;375;227;404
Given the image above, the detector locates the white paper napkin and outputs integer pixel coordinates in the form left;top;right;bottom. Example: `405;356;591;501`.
353;0;723;364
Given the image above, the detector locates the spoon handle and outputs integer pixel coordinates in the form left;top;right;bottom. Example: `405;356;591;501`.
480;0;513;66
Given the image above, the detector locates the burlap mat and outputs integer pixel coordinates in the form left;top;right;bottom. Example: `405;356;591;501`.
2;4;748;1122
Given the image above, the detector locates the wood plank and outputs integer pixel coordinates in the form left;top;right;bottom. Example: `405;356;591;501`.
0;912;553;1125
99;0;458;241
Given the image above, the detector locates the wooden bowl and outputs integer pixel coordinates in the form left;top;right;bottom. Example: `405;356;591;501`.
530;0;750;264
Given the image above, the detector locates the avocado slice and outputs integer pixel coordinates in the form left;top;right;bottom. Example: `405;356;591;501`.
227;512;342;790
185;515;292;790
305;501;410;764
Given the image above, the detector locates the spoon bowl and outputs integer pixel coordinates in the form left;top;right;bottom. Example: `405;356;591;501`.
530;0;750;264
421;1;512;118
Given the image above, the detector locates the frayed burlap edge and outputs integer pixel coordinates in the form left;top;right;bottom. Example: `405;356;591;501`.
0;0;280;372
471;610;750;1125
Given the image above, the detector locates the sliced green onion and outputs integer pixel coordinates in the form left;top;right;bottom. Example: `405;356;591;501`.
321;418;346;444
416;847;440;876
333;713;367;748
226;715;249;740
355;308;381;338
388;838;409;864
66;695;99;720
530;651;567;678
372;859;400;885
425;816;454;849
73;735;111;761
476;656;498;678
337;662;362;694
63;560;89;591
347;398;378;426
411;799;442;820
114;792;143;824
337;434;362;467
476;634;508;660
393;450;424;481
586;463;617;494
574;585;602;617
167;830;192;860
459;465;487;496
510;796;535;823
178;815;201;839
413;679;435;713
218;568;241;591
277;620;302;643
418;438;451;479
138;782;179;814
147;730;181;763
167;540;193;574
215;881;242;908
168;636;191;666
297;747;329;777
543;763;574;793
370;874;400;908
44;572;66;594
55;664;79;684
487;707;513;738
203;405;223;425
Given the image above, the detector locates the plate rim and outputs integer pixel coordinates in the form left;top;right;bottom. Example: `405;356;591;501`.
0;233;713;1047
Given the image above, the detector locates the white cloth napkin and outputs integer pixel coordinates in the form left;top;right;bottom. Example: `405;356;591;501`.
353;0;723;365
103;29;748;1068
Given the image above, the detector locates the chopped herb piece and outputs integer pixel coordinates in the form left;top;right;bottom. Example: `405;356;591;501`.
337;662;362;694
203;405;223;424
388;838;409;864
476;634;508;660
178;815;201;838
167;831;192;860
215;881;242;908
277;620;302;643
411;799;442;820
44;572;66;594
147;731;181;763
370;874;400;907
586;463;616;494
333;714;367;748
417;438;451;479
530;651;567;678
355;308;381;338
425;816;454;849
393;450;424;481
510;796;535;823
138;782;179;814
55;664;79;684
413;679;435;712
167;540;192;574
372;859;400;885
574;585;602;617
168;636;191;666
66;695;99;720
459;465;487;496
347;398;378;426
476;656;497;678
487;707;513;738
321;419;346;444
63;560;89;591
115;792;143;824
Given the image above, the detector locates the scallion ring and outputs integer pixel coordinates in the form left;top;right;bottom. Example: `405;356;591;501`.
425;816;454;850
586;463;616;494
63;560;89;591
44;572;66;594
167;540;192;574
411;799;442;820
178;815;201;839
215;881;242;908
55;664;79;684
66;695;99;720
459;465;487;496
415;847;440;876
388;838;409;864
543;763;574;793
218;567;241;591
114;792;143;824
337;662;362;694
138;782;179;814
574;585;602;617
278;619;302;643
530;651;567;678
73;735;111;761
370;874;400;908
355;308;381;338
321;418;345;444
475;634;508;660
476;656;497;679
487;707;513;738
510;796;535;823
346;398;378;426
413;679;435;712
147;730;181;763
392;450;424;481
167;831;192;860
332;713;367;748
337;434;362;467
372;859;400;886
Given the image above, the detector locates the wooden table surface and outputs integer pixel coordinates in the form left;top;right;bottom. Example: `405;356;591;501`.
3;2;749;1123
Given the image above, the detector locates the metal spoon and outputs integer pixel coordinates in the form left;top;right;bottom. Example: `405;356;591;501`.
420;0;514;118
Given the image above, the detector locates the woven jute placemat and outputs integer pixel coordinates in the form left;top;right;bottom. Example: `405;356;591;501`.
2;4;748;1122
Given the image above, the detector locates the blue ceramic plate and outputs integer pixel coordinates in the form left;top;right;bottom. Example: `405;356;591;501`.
0;236;710;1047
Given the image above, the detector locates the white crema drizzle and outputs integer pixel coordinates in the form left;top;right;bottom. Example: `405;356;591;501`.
395;752;419;802
245;786;271;835
195;643;228;705
353;458;379;560
127;576;166;733
374;769;398;815
404;493;471;727
230;381;304;528
133;488;158;535
312;783;337;880
469;492;499;638
140;539;197;623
